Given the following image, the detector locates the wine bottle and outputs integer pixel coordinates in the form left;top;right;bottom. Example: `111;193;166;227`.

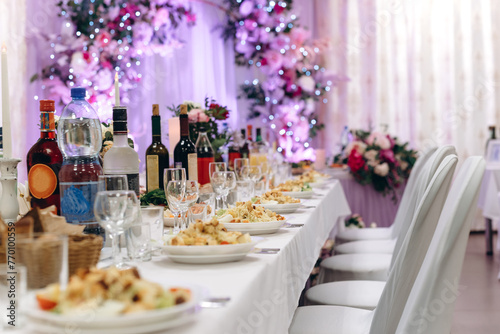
27;100;63;213
145;104;169;192
240;129;249;159
227;131;242;170
486;125;497;154
196;122;214;185
103;106;140;196
174;104;198;181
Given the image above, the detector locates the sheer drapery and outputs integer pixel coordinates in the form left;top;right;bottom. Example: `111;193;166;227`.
311;0;497;161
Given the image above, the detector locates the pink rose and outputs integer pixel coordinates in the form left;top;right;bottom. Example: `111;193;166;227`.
290;27;310;47
367;132;391;149
239;1;255;16
188;109;210;123
379;149;396;164
153;8;170;28
262;49;284;73
244;19;257;31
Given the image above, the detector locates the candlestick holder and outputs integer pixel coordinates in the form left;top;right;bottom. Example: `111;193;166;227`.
0;158;21;223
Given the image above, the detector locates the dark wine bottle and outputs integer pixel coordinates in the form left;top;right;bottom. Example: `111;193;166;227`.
26;100;63;214
174;104;198;181
240;129;249;159
145;104;169;192
196;122;214;185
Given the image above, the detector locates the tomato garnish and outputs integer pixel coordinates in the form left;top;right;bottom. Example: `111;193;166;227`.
220;241;229;245
36;295;58;311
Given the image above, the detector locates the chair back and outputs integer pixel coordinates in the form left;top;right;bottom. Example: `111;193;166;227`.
396;157;485;334
369;154;458;334
389;147;437;235
390;145;456;266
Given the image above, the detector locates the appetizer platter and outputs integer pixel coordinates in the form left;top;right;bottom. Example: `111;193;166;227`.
252;190;302;214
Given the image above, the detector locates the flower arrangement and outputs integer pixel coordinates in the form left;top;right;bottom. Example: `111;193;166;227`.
31;0;195;119
169;98;231;160
345;214;365;229
335;130;418;199
220;0;344;162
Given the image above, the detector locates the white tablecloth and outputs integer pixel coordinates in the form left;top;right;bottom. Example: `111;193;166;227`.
477;166;500;251
21;181;350;334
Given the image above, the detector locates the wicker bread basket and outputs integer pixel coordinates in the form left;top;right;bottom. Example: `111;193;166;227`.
68;233;102;277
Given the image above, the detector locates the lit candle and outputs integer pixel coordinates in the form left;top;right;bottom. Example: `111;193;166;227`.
314;149;326;170
114;72;120;106
1;43;12;159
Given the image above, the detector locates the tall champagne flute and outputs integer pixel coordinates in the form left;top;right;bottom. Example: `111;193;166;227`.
209;162;226;209
166;180;185;234
181;180;199;229
234;158;249;180
94;190;138;269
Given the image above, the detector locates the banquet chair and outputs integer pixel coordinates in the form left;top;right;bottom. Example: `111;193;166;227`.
318;147;456;283
288;157;485;334
395;156;485;334
305;154;457;309
334;146;438;245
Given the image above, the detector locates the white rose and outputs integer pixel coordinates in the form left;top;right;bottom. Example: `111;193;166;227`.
364;149;378;161
345;141;367;155
374;162;390;177
367;159;379;167
400;161;409;171
297;76;316;93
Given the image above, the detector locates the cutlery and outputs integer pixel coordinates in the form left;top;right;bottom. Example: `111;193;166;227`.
254;248;280;254
285;223;304;228
200;297;231;308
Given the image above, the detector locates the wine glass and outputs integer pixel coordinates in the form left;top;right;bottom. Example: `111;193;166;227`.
94;190;138;269
241;165;262;196
212;171;236;209
179;180;199;230
198;191;216;217
209;162;227;209
236;180;253;202
166;180;186;234
164;168;186;187
98;175;128;191
234;158;250;180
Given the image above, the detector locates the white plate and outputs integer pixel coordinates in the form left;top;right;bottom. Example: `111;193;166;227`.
26;284;201;330
282;191;314;199
167;252;249;264
254;202;301;214
224;220;286;235
161;236;262;256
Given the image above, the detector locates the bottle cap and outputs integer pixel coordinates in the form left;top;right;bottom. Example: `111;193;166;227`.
40;100;55;112
71;87;86;98
152;104;160;116
180;104;187;115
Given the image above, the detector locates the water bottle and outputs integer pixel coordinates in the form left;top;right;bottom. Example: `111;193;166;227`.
57;87;103;237
340;126;351;152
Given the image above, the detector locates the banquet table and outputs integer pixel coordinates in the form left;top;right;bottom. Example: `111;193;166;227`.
325;168;405;227
20;181;350;334
477;165;500;255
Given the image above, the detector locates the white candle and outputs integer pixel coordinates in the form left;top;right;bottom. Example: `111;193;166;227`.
168;117;180;157
114;72;120;106
314;148;326;170
1;43;12;159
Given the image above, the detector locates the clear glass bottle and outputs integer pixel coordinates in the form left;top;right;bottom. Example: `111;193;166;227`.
196;123;214;185
57;87;103;236
103;106;140;196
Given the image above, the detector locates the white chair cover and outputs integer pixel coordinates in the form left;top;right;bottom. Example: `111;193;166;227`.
308;155;457;308
319;147;456;283
289;157;483;334
335;147;437;244
396;157;485;334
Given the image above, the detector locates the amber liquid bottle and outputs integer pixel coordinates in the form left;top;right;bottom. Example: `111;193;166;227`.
145;104;169;192
26;100;63;213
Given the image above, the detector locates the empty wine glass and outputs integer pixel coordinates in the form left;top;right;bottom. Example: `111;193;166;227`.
198;191;216;217
234;158;250;180
98;175;128;191
209;162;227;209
212;171;236;209
166;180;185;234
236;180;253;202
94;190;138;269
164;168;186;187
179;180;199;230
241;165;262;196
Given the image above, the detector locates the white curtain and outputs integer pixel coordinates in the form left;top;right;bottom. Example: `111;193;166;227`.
311;0;497;162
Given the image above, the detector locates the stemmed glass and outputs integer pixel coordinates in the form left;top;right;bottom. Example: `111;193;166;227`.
212;171;236;209
98;175;128;191
179;180;199;230
241;165;262;196
209;162;227;210
234;158;249;180
166;180;185;234
164;168;186;186
94;190;139;269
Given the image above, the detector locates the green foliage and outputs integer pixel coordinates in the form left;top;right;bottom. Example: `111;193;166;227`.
140;189;168;207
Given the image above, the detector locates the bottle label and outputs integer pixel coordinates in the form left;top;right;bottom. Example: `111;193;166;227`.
28;164;58;199
60;181;98;223
188;153;198;181
40;112;55;132
146;155;160;192
127;173;140;196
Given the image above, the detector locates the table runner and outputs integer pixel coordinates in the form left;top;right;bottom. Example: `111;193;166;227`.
20;181;350;334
